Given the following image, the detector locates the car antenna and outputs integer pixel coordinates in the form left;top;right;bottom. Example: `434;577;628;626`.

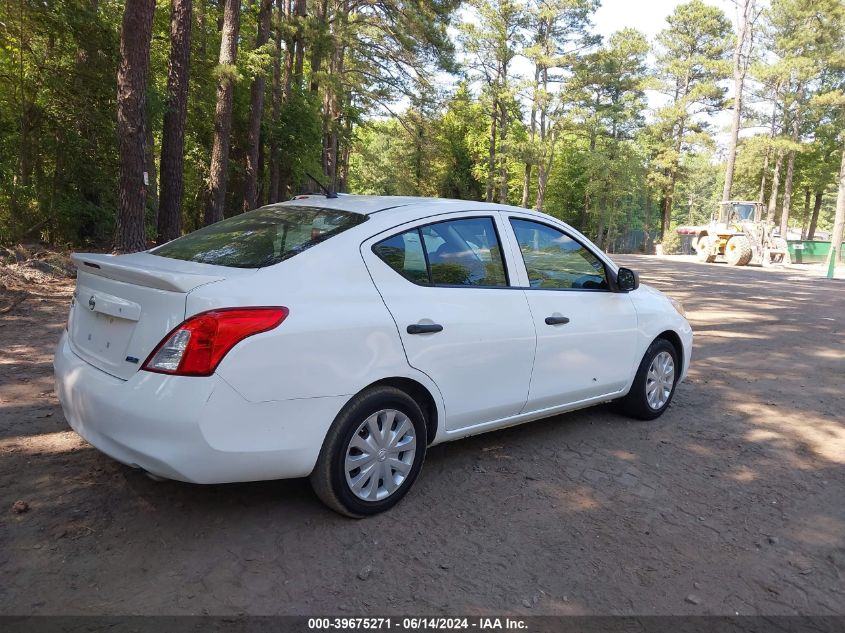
305;171;337;199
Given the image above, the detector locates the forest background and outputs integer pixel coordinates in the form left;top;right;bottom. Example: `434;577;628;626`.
1;0;843;254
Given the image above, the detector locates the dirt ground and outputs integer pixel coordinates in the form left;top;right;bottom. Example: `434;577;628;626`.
0;254;843;616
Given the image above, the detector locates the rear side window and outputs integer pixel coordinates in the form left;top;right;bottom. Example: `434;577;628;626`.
371;230;429;284
373;217;508;288
151;205;366;268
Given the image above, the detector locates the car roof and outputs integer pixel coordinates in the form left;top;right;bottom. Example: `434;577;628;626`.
281;194;504;216
269;194;619;274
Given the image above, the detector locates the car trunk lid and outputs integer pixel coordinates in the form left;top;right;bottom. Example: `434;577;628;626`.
67;253;253;380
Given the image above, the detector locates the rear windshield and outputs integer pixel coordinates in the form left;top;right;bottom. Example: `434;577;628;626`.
151;205;367;268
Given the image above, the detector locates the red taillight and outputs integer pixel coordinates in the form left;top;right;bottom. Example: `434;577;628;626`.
142;307;288;377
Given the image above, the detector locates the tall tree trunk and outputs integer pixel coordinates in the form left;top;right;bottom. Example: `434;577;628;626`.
521;164;532;208
579;191;590;231
276;0;305;198
203;0;241;226
660;119;687;239
293;0;306;86
498;99;508;204
485;98;497;203
759;90;780;203
309;0;328;94
766;150;784;223
144;123;158;226
521;59;540;207
257;134;265;205
604;199;616;252
825;143;845;275
595;196;606;248
779;88;804;238
243;0;272;213
534;66;551;212
157;0;192;243
115;0;156;253
324;0;347;192
721;94;742;201
536;163;548;212
758;147;770;203
535;129;558;213
643;191;653;254
807;192;823;240
721;0;754;202
801;187;811;238
339;114;352;192
661;173;678;238
268;0;285;203
579;127;597;231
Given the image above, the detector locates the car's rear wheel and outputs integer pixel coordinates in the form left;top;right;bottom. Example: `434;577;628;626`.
618;338;679;420
310;385;427;517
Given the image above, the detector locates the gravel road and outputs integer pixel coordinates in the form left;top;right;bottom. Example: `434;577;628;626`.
1;254;843;615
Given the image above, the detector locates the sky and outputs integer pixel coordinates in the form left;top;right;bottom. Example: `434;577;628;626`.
590;0;743;150
592;0;738;40
428;0;763;151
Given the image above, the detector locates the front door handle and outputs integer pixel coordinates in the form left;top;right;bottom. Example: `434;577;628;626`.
407;323;443;335
544;316;570;325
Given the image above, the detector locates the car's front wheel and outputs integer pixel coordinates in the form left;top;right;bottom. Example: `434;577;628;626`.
618;338;679;420
310;385;427;517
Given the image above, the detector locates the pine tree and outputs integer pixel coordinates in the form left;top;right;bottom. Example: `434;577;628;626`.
157;0;193;243
243;0;273;212
204;0;241;226
115;0;156;253
650;0;731;239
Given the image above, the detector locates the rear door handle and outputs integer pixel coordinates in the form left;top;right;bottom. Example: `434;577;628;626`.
544;316;570;325
407;323;443;334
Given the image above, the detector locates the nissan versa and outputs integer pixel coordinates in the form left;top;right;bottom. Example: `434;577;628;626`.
54;195;692;516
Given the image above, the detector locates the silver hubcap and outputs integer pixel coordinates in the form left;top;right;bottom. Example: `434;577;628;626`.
646;351;675;410
344;409;416;501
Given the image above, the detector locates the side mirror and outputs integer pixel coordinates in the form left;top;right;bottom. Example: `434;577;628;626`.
615;267;639;292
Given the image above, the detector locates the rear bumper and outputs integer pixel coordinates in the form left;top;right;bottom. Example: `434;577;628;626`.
53;332;347;483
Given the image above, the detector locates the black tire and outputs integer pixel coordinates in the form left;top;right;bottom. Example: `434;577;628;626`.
310;385;427;517
696;236;716;263
725;235;752;266
618;338;680;421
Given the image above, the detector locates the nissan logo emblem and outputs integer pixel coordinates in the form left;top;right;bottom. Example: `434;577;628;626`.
88;296;96;311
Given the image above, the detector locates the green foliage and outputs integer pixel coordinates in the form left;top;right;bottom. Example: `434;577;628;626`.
1;0;843;253
646;0;732;226
273;90;324;193
659;226;682;254
349;120;417;196
672;154;722;226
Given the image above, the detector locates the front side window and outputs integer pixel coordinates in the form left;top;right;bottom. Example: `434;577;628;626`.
152;205;366;268
373;217;508;288
510;218;608;290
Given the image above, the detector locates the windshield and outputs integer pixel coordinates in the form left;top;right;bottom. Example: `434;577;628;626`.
730;204;756;221
151;205;367;268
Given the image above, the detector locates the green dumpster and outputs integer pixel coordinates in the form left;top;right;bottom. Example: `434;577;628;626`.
787;240;845;264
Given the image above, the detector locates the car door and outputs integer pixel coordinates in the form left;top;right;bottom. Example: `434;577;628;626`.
361;213;536;431
504;214;639;412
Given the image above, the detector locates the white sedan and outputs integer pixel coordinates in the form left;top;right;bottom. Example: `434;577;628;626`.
54;195;692;516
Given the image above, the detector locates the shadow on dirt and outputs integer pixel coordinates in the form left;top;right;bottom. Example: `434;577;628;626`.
0;255;843;616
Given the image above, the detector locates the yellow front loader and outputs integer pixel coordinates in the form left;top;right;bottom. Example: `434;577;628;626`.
679;201;790;267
